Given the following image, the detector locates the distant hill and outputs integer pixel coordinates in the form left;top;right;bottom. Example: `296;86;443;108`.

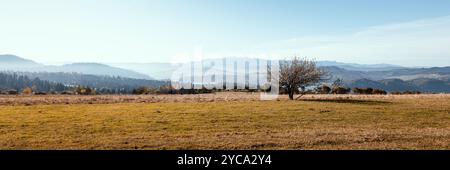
320;66;379;81
317;61;404;71
108;63;180;80
8;71;168;94
0;54;42;68
379;79;420;92
0;54;36;63
111;59;406;80
0;55;153;79
346;78;450;93
2;55;449;93
111;58;449;93
57;63;153;80
323;66;450;81
408;78;450;92
377;67;450;81
310;64;450;93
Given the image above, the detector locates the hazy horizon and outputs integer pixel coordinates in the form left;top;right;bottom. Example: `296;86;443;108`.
2;53;443;68
2;0;450;67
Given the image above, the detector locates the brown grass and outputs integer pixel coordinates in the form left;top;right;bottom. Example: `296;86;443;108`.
0;93;449;150
1;93;448;105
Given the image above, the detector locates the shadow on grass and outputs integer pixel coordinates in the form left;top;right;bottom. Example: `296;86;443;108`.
298;99;392;105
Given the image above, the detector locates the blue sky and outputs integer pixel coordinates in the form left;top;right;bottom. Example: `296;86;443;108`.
1;0;450;66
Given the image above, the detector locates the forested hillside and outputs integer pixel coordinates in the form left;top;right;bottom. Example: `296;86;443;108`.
0;72;67;92
2;72;168;94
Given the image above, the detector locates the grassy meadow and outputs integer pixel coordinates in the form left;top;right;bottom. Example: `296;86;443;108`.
0;93;449;149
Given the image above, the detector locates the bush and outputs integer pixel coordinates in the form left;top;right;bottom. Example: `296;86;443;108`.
35;92;47;95
8;90;18;95
353;87;378;94
353;87;363;94
75;86;96;95
402;91;422;94
372;89;387;95
22;87;33;95
318;85;331;94
365;88;373;94
332;86;350;94
132;87;155;95
352;87;389;95
158;85;176;94
61;91;75;95
391;91;402;95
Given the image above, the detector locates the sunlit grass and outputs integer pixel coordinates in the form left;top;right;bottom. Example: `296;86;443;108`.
0;94;449;149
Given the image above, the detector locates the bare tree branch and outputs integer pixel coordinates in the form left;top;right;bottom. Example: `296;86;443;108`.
279;57;327;100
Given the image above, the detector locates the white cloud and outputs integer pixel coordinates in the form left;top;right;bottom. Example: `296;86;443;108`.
213;16;450;67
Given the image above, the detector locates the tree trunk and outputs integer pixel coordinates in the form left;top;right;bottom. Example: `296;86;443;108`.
288;90;294;100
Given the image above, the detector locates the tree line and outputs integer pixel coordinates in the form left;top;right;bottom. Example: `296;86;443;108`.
1;72;169;95
0;72;67;94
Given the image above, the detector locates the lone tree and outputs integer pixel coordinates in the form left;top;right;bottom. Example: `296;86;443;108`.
279;57;327;100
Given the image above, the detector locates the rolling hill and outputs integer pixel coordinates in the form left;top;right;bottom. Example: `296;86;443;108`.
0;54;41;68
0;55;153;79
1;54;449;93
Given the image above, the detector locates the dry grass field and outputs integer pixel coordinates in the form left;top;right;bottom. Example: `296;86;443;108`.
0;93;449;149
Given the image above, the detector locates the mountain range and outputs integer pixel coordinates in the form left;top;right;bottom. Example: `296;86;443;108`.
1;54;449;93
0;54;152;80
